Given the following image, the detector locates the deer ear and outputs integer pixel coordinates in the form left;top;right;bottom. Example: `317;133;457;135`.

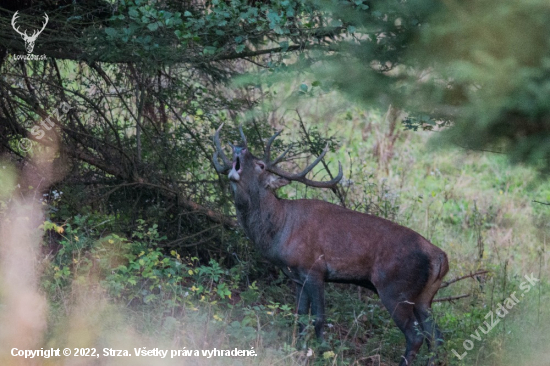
265;174;290;190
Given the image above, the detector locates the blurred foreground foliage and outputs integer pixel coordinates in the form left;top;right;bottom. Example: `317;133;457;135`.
311;0;550;171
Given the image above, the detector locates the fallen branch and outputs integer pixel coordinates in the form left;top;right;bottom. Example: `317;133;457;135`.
433;294;470;302
440;270;489;289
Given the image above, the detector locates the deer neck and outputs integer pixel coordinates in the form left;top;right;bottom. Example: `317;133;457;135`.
232;184;286;249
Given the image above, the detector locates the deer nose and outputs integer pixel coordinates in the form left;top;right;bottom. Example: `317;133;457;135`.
228;166;240;181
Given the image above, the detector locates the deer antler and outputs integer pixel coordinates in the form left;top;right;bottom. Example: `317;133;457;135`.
212;124;232;174
238;125;247;148
263;130;343;188
29;13;49;40
11;11;27;38
11;12;48;40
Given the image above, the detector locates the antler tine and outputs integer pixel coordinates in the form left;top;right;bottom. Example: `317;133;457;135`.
213;151;230;174
238;125;247;147
272;146;291;166
268;160;343;188
265;143;343;188
264;129;283;162
212;124;232;174
29;13;48;39
37;13;48;34
302;161;343;188
285;143;329;179
11;11;26;37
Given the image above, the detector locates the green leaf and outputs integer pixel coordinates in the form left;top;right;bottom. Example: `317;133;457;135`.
147;22;159;31
203;46;217;55
105;28;118;37
300;83;308;92
128;7;139;18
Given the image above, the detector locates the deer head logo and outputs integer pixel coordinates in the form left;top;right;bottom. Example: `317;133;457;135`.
11;11;48;54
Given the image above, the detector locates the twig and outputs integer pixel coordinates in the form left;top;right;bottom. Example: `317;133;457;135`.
433;294;470;302
440;270;489;289
162;224;222;247
533;200;550;206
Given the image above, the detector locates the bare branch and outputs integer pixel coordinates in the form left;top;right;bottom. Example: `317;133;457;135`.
433;294;470;302
440;270;489;289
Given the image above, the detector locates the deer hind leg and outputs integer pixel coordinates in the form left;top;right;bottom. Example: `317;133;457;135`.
413;306;442;366
413;279;445;364
379;291;424;366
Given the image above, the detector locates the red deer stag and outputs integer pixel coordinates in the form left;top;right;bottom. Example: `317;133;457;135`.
212;125;449;366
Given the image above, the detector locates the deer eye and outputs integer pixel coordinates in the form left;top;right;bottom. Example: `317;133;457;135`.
256;162;265;170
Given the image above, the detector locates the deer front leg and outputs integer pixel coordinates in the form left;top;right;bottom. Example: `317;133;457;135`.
304;277;325;340
295;282;311;336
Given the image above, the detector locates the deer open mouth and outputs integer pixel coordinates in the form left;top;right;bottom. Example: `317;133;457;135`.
235;156;241;171
228;156;242;181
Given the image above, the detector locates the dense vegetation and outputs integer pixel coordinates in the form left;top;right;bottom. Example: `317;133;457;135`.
0;0;549;365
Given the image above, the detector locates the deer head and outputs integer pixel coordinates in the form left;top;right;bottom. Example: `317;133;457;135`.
212;124;342;192
11;11;49;54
